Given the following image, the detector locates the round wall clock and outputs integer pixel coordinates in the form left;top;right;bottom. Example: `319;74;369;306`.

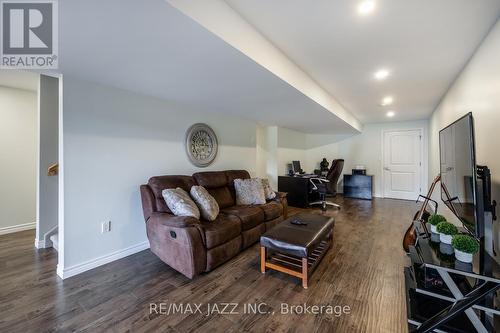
185;123;218;167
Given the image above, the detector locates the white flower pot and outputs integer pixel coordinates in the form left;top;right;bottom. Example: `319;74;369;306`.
440;234;453;244
430;224;437;233
454;249;474;263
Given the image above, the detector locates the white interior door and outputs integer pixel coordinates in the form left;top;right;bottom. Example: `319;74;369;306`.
383;130;422;200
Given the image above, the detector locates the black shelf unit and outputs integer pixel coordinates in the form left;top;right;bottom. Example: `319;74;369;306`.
405;267;476;333
404;222;500;332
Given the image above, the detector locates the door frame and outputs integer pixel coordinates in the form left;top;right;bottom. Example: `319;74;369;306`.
380;128;428;200
34;71;65;279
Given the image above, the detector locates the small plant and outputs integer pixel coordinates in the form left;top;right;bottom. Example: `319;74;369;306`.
428;214;447;226
452;234;479;254
436;222;458;236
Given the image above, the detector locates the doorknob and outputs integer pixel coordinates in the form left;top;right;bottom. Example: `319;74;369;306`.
384;167;390;171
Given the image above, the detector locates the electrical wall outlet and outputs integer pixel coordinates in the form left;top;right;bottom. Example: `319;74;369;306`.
101;221;111;233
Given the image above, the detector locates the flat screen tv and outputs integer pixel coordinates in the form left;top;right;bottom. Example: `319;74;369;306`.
439;113;480;237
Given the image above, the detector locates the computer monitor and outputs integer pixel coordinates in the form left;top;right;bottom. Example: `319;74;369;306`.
292;161;302;174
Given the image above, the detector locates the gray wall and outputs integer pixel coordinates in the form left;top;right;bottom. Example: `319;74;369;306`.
0;86;37;232
36;75;59;242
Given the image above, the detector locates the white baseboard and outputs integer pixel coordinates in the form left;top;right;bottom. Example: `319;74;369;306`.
0;222;36;235
57;241;150;279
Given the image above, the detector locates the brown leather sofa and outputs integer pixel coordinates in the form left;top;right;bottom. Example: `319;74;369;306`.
140;170;288;279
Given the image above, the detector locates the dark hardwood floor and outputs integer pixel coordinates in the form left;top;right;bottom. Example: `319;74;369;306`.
0;197;416;332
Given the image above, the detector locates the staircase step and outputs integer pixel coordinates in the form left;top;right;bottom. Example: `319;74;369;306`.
49;233;58;251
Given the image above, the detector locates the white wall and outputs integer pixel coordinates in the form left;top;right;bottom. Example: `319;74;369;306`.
256;125;278;188
269;121;428;197
308;121;429;197
167;0;362;133
36;75;59;245
0;86;37;233
59;76;259;276
277;127;306;176
256;126;307;189
429;19;500;225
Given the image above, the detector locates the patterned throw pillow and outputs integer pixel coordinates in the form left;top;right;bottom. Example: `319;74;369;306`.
190;185;219;221
162;188;200;219
260;178;276;200
234;178;266;205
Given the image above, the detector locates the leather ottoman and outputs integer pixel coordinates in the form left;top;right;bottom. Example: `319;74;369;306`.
260;213;334;288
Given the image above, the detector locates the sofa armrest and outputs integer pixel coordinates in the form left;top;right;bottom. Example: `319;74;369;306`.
274;191;287;200
148;212;199;228
140;184;156;222
146;212;206;279
273;191;288;218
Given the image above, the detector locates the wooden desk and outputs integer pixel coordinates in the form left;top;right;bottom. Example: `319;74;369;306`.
278;175;318;208
343;174;373;200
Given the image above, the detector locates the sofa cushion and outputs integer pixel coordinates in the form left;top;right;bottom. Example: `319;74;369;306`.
205;187;233;209
265;216;284;231
222;205;265;231
226;170;250;200
201;214;241;249
241;224;266;249
261;178;277;200
190;186;219;221
193;171;234;208
206;236;242;271
162;188;200;219
234;178;266;205
193;171;227;188
258;201;283;221
148;175;195;213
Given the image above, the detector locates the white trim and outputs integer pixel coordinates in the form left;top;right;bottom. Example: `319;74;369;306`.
57;241;150;279
57;74;65;272
35;75;41;242
37;71;62;79
0;222;36;235
36;73;63;255
381;128;428;200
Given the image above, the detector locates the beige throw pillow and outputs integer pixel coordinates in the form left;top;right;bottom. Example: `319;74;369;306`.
162;187;200;219
190;185;219;221
260;178;276;200
234;178;266;205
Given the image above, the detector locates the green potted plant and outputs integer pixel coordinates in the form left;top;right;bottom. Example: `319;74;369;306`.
452;234;479;263
436;222;458;244
428;214;447;234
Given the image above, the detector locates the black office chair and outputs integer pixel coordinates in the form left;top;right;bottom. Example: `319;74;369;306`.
309;159;344;211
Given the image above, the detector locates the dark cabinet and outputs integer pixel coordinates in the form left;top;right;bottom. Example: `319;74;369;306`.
278;176;318;208
343;174;373;200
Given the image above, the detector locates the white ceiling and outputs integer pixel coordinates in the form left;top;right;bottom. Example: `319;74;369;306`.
0;70;38;92
56;0;358;134
225;0;500;123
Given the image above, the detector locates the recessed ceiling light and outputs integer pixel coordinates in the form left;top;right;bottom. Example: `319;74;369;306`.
374;69;389;80
386;111;395;118
381;96;393;106
358;1;376;15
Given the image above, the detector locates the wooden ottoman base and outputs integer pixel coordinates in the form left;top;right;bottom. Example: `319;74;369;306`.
260;236;332;289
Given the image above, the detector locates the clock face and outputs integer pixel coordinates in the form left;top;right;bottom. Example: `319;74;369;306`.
185;124;218;167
